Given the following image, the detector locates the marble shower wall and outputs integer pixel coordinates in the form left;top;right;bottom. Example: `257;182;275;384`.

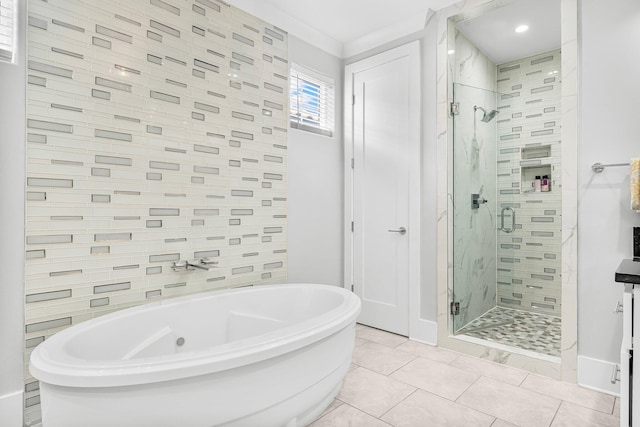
453;30;497;90
24;0;288;421
451;30;498;328
495;50;562;316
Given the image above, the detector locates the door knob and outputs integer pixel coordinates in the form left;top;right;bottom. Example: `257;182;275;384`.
388;227;407;235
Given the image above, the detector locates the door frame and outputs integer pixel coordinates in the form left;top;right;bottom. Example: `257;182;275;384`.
344;41;424;339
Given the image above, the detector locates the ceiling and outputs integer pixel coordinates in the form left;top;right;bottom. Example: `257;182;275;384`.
230;0;561;61
256;0;458;45
453;0;561;64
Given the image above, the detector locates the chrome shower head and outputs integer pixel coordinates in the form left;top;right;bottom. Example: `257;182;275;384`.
481;109;499;122
474;105;500;123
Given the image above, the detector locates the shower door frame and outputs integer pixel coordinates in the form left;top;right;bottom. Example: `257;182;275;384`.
451;82;518;334
435;0;579;383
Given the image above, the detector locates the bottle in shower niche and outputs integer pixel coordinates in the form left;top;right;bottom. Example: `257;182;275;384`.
533;176;542;192
541;175;550;192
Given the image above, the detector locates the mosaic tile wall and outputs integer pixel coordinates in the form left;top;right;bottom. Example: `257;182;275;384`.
495;49;562;316
24;0;288;421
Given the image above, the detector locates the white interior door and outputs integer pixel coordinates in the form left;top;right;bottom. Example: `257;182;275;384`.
347;42;420;336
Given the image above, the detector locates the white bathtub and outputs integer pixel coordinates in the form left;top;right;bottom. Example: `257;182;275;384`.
30;283;361;427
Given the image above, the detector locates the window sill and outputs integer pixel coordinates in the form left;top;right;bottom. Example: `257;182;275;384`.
290;121;333;138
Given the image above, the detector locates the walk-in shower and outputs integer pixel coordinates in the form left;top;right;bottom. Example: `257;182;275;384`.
440;0;576;380
451;49;563;359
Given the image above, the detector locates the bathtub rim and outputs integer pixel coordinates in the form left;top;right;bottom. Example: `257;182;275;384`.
29;283;361;388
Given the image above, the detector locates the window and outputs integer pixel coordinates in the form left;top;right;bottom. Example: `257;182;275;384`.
289;64;334;137
0;0;15;63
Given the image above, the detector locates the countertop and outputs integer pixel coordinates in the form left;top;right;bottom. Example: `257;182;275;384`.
615;259;640;284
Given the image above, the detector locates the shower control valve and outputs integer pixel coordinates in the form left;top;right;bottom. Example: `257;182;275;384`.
471;194;488;209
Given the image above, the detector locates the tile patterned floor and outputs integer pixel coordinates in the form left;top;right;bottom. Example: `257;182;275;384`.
309;324;619;427
457;306;562;357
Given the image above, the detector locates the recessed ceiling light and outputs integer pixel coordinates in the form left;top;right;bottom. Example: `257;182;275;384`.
515;25;529;33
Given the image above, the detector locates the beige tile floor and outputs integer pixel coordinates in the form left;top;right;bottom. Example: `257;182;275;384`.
309;324;620;427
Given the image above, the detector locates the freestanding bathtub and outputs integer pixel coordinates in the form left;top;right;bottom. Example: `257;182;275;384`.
29;283;361;427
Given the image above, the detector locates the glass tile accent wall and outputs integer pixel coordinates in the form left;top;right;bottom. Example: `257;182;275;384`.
495;50;561;316
24;0;288;422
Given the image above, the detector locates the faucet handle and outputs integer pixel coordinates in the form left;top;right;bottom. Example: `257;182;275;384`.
172;260;188;272
201;257;218;265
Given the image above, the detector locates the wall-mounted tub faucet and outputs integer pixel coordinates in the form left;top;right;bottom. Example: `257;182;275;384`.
172;258;218;272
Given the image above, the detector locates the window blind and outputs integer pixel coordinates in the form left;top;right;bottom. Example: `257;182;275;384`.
289;64;335;137
0;0;15;62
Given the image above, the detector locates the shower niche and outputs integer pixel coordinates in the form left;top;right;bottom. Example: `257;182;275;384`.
521;145;551;160
521;166;552;193
521;145;553;193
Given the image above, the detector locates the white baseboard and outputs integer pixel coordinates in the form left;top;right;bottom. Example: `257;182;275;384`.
409;318;437;345
577;355;620;396
0;390;23;427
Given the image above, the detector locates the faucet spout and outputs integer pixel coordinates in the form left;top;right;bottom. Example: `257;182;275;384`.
172;258;219;272
186;258;218;271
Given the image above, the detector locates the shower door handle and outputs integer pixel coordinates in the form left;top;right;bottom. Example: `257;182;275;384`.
500;207;515;233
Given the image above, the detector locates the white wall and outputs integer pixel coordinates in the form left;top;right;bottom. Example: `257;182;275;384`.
287;36;344;286
423;17;439;322
577;0;640;367
0;1;25;425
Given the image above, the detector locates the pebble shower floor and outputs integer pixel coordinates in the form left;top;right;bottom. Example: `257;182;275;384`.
457;306;561;357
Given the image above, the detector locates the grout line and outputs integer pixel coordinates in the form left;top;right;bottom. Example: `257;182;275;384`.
384;354;419;377
356;335;408;350
548;399;563;426
392;340;410;349
356;324;410;349
310;398;344;424
519;374;617;415
344;401;394;426
518;372;530;387
563;397;618;416
454;373;483;404
450;378;505;423
307;402;349;426
377;388;420;421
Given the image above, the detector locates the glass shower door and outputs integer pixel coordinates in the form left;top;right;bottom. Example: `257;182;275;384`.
452;83;516;333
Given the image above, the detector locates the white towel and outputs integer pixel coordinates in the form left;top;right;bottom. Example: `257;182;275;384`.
631;158;640;211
